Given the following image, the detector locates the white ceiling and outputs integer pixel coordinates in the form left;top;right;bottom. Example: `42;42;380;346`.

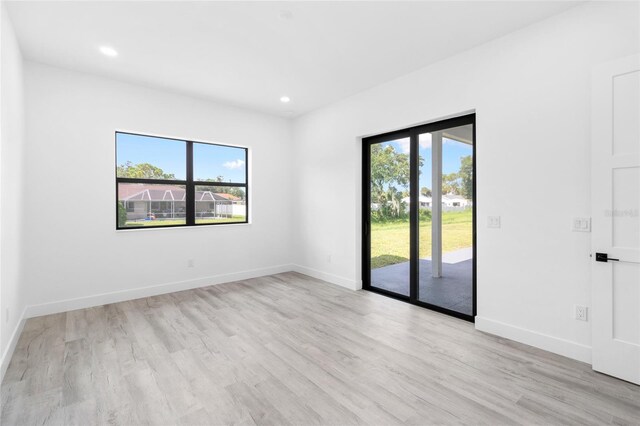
6;1;579;117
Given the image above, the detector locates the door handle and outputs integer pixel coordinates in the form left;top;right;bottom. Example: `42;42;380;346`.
596;252;619;262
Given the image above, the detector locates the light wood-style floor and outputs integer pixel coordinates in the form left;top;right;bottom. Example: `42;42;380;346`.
2;272;639;425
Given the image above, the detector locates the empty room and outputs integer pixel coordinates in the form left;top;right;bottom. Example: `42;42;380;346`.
1;0;639;424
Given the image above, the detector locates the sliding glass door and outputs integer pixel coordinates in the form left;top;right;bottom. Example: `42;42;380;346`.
417;124;474;316
367;133;412;297
363;115;475;321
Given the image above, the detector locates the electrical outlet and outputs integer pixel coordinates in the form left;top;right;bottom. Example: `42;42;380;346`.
575;305;588;321
572;217;591;232
187;259;195;268
5;308;9;323
488;216;501;229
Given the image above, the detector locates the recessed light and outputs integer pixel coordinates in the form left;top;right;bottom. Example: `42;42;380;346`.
280;96;290;103
99;46;118;57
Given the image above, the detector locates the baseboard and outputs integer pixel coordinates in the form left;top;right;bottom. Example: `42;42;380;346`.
24;264;295;319
1;306;27;383
292;264;357;290
475;316;592;364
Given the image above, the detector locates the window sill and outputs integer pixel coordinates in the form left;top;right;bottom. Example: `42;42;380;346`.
116;222;251;232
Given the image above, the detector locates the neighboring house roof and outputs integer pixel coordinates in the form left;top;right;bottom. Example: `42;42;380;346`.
195;191;230;202
398;194;472;204
402;195;432;204
118;184;237;202
399;194;470;204
118;184;183;199
443;193;468;201
125;188;186;202
215;193;241;201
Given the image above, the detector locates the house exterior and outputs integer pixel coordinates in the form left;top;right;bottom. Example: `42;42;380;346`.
401;194;471;211
442;194;472;208
118;184;246;222
401;195;432;208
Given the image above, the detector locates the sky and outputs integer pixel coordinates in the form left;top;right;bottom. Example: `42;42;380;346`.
116;132;470;190
116;133;246;183
380;133;473;190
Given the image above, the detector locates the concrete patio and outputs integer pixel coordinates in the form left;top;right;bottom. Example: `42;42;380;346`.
370;247;473;316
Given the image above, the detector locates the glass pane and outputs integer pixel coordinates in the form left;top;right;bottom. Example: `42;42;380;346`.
195;185;247;224
193;143;246;183
118;183;186;227
418;124;474;316
116;133;186;180
369;137;411;297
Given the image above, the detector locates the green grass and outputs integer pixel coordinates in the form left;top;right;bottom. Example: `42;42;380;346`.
196;216;246;224
124;216;246;227
370;209;472;269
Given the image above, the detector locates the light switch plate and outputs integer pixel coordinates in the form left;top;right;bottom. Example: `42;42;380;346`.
575;305;588;321
487;216;501;229
572;217;591;232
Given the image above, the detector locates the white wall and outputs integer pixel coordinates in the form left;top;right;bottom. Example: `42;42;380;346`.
22;62;293;314
0;4;27;372
291;2;639;362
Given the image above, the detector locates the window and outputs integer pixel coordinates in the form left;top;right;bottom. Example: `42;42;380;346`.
116;132;248;229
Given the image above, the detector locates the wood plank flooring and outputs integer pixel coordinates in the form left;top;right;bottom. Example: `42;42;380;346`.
2;272;639;425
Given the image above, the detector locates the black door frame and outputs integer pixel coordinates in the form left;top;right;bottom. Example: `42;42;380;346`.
362;113;477;322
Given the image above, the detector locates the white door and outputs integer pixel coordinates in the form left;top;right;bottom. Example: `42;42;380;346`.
591;54;640;384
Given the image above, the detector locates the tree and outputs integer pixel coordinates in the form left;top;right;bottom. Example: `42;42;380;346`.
200;177;245;200
442;172;461;195
370;144;410;220
117;201;128;227
458;155;473;199
226;188;246;200
202;176;225;183
117;161;176;179
420;187;432;197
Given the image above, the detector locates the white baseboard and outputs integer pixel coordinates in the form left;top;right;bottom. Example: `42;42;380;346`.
292;264;357;290
1;306;27;383
475;316;592;364
24;264;295;319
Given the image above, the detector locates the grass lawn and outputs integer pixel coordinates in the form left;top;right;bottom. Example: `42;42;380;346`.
124;216;246;227
370;209;473;269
